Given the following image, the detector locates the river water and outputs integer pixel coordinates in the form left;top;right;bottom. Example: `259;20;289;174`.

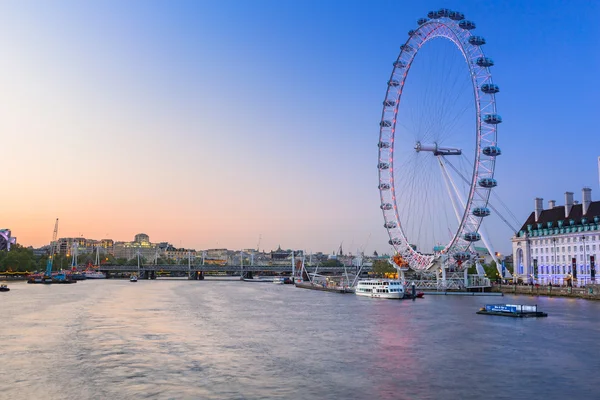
0;279;598;400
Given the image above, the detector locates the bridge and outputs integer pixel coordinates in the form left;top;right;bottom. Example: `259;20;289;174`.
98;264;371;280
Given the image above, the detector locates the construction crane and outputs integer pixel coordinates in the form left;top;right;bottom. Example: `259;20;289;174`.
44;218;59;278
256;234;262;252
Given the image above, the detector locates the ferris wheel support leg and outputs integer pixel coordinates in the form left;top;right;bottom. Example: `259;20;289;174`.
464;268;469;287
438;157;463;224
441;264;447;289
441;157;504;278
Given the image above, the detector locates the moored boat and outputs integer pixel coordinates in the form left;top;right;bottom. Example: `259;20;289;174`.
0;284;9;292
130;275;138;282
355;279;407;299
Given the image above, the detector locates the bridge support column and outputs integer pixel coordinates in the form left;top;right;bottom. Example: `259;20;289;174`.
242;271;253;280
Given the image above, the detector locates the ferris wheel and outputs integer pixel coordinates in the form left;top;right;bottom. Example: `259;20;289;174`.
378;9;501;271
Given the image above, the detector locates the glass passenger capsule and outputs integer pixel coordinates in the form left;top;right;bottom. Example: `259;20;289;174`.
380;120;392;127
473;207;491;217
388;79;400;87
378;162;390;170
393;60;406;68
481;83;499;94
449;11;464;20
378;183;391;190
400;44;414;52
383;99;396;107
459;20;476;30
417;17;428;25
453;252;471;261
482;146;501;156
437;8;451;17
384;222;397;229
380;203;393;210
378;142;390;148
483;114;502;124
427;10;441;19
389;238;403;245
468;36;486;46
478;178;498;188
463;232;481;242
476;57;494;67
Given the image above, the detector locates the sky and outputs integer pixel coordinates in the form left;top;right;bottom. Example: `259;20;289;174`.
1;0;599;256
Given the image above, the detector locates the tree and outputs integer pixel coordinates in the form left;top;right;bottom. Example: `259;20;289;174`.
320;259;342;269
0;244;38;272
372;259;396;276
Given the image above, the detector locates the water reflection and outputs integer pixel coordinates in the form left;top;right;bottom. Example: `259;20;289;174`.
0;280;599;399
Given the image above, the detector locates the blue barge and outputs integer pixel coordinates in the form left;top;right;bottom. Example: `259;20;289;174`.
476;304;548;318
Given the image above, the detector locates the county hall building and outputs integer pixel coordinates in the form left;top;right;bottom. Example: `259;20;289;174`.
512;188;599;285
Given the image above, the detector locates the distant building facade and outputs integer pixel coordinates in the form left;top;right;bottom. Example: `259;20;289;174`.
113;233;158;261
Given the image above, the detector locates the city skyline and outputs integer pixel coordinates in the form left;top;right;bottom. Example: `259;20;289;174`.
2;1;599;255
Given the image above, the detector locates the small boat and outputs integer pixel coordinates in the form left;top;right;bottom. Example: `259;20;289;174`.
83;269;106;279
273;277;292;284
477;304;548;318
130;275;138;282
0;284;9;292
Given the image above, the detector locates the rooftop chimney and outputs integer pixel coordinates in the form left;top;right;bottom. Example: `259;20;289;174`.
534;198;543;222
565;192;574;218
548;200;556;209
583;187;592;215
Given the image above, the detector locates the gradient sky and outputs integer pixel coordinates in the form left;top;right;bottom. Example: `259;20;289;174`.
1;0;599;255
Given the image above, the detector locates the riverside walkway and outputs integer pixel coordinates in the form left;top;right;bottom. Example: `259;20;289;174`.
492;283;600;301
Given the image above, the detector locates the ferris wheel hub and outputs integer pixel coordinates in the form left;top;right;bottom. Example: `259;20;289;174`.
414;141;462;156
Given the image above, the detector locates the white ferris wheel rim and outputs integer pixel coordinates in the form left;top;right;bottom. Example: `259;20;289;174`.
377;11;500;270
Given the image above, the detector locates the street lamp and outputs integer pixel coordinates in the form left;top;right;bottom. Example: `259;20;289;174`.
552;237;557;285
582;235;587;286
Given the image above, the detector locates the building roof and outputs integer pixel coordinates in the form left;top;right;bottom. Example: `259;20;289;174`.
519;200;600;232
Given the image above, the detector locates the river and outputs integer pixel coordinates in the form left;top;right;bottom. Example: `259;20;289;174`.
0;279;598;400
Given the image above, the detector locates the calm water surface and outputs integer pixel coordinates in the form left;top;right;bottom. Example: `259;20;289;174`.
0;279;599;400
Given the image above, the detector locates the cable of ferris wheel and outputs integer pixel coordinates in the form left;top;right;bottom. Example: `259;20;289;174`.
443;156;520;235
440;155;505;277
458;154;521;230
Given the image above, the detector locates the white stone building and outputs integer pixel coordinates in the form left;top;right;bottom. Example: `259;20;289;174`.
512;188;599;285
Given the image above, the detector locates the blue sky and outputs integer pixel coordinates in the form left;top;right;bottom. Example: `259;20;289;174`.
1;0;598;256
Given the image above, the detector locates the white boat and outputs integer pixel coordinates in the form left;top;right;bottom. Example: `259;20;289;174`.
355;279;406;299
82;270;106;279
130;275;138;282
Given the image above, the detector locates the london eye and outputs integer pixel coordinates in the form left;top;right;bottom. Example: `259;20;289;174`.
377;9;501;273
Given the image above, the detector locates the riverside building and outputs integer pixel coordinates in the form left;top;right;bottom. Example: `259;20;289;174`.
512;188;599;286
